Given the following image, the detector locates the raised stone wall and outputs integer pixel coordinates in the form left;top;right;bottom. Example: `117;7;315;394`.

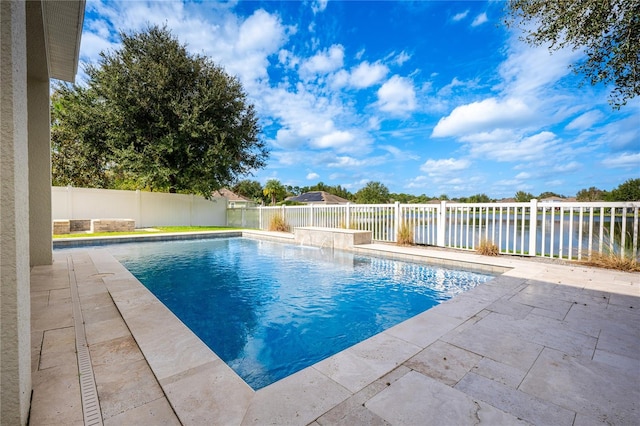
53;220;70;235
70;219;90;232
90;219;135;233
294;227;372;249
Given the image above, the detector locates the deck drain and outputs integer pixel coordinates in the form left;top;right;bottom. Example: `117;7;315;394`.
68;256;104;426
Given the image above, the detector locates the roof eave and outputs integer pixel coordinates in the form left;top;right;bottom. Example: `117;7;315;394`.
43;0;86;82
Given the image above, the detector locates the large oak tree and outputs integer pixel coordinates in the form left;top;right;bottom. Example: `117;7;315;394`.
52;25;268;197
506;0;639;108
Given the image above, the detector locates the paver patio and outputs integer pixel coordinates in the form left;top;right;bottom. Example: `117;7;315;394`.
30;231;639;425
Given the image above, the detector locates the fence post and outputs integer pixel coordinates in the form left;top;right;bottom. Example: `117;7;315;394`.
259;206;263;230
394;201;401;242
67;185;73;219
437;201;447;247
189;194;195;226
528;199;538;256
135;190;142;227
309;204;314;227
346;203;351;229
281;204;286;229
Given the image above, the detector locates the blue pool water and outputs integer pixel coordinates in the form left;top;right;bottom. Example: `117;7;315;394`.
109;237;494;389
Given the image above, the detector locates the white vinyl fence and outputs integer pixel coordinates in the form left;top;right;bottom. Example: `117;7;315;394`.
52;186;227;228
228;200;640;260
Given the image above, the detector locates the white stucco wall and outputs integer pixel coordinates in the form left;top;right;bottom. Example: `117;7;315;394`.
1;1;32;423
27;0;53;266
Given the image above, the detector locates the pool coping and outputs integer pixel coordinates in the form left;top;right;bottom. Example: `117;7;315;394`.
48;230;640;425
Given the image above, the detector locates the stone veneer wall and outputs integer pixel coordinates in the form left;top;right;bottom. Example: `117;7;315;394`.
90;219;135;233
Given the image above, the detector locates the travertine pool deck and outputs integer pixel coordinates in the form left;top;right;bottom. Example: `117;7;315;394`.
31;231;639;425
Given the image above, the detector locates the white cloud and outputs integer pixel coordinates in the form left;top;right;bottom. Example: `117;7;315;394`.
471;13;488;27
459;128;518;144
497;34;582;98
564;110;604;131
437;77;477;97
327;156;388;168
79;31;118;65
553;161;581;172
432;98;533;138
453;10;469;22
590;114;640;152
420;158;471;175
300;44;344;77
273;151;306;166
307;172;320;180
315;130;355;149
311;0;328;14
330;61;389;89
515;172;531;179
406;175;429;189
393;51;411;66
602;152;640;168
377;75;417;115
467;131;558;162
348;61;389;88
544;179;564;187
264;85;373;154
237;10;285;52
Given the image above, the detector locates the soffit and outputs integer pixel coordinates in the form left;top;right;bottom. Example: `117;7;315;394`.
42;0;86;82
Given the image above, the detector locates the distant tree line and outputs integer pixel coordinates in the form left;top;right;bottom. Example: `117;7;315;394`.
232;178;640;206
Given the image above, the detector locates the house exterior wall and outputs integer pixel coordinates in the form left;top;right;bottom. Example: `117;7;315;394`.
1;1;32;424
27;0;53;266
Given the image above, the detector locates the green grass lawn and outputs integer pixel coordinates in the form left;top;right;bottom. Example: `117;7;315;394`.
53;226;243;239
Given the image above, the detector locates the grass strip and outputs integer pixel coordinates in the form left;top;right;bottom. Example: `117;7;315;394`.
53;226;242;239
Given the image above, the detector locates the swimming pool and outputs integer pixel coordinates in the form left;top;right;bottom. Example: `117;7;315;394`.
109;237;494;389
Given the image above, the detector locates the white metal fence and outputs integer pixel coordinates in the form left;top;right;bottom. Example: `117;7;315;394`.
228;200;640;260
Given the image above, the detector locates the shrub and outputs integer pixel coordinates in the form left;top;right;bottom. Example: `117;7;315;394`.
396;221;414;246
581;252;640;272
268;214;290;232
339;219;359;230
477;240;499;256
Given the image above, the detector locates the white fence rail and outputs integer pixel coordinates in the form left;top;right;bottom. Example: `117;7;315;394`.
51;187;639;260
52;186;227;228
231;200;640;260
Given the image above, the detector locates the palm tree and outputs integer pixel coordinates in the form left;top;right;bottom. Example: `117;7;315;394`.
263;179;285;205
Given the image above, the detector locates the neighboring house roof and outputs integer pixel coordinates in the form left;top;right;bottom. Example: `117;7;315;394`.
287;191;350;204
541;196;566;202
212;188;253;202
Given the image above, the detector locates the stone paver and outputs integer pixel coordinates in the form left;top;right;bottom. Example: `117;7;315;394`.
30;234;640;425
455;372;576;425
366;371;529;425
519;347;639;425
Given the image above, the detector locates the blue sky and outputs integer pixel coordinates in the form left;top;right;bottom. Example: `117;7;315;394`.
79;0;639;198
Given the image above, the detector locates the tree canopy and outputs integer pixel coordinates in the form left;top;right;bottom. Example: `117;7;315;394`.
607;178;640;201
576;186;605;201
514;191;534;202
232;179;265;203
355;181;390;204
505;0;640;108
52;25;268;197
